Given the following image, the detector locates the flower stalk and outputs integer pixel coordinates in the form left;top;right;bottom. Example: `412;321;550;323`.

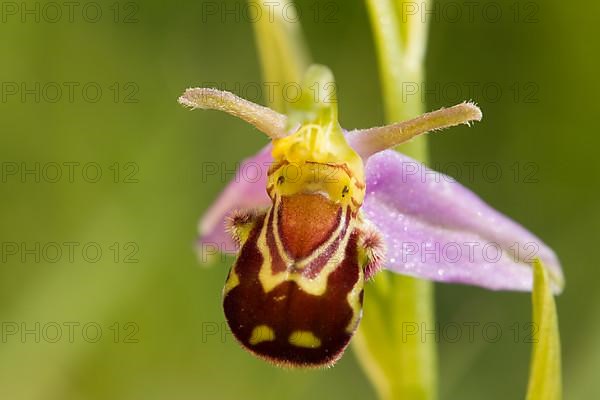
352;1;437;399
250;0;310;113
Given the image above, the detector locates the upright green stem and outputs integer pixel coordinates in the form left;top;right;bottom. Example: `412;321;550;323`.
365;0;429;156
353;1;437;399
250;0;310;113
249;1;437;397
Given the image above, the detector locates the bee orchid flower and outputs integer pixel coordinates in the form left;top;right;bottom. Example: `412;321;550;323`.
179;65;563;368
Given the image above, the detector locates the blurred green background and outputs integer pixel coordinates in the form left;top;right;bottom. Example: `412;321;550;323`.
1;0;598;399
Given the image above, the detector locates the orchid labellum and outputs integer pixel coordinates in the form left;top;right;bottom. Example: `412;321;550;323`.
179;65;562;368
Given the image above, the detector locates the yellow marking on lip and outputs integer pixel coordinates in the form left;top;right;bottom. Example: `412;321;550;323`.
249;325;276;345
270;196;293;268
257;201;356;296
289;331;321;348
345;258;364;333
223;268;240;295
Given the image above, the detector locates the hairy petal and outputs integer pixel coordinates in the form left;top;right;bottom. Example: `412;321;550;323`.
348;102;482;158
197;145;272;253
362;150;563;293
179;89;289;139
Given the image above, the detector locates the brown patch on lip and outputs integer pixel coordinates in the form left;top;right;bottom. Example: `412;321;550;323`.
277;194;342;260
